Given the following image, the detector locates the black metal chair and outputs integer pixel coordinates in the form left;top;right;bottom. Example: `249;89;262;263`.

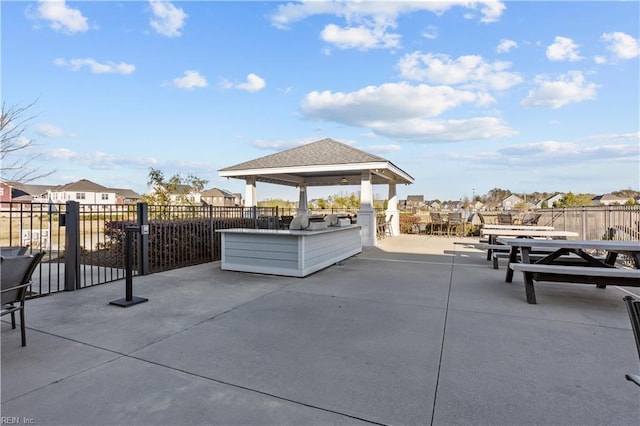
623;295;640;387
497;212;513;225
522;213;541;226
1;252;46;347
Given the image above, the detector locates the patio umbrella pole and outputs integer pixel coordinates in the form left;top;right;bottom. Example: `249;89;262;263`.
110;225;149;307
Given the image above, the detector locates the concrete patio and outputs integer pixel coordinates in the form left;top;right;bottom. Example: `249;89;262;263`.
2;235;639;425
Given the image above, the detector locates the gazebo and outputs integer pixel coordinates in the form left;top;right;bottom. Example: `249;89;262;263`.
218;138;414;246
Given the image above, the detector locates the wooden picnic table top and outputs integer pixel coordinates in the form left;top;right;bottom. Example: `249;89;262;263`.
481;229;578;238
482;224;554;231
496;238;640;252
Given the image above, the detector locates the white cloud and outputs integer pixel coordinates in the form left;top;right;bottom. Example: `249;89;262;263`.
170;70;208;90
366;144;401;153
498;141;638;163
397;52;523;91
521;71;598;109
220;73;266;93
149;0;187;37
28;0;89;34
270;1;506;29
321;24;400;50
496;39;517;53
46;148;158;169
35;123;75;138
422;25;438;40
370;117;517;142
594;55;607;64
301;82;490;125
601;32;640;60
54;58;135;74
269;1;504;50
300;82;515;142
546;36;582;62
584;131;640;142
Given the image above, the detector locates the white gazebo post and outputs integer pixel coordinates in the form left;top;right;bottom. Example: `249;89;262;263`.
244;177;257;207
358;171;376;246
386;183;399;236
297;183;308;215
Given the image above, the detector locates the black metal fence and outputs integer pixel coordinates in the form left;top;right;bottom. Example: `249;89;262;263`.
3;201;637;299
1;202;279;298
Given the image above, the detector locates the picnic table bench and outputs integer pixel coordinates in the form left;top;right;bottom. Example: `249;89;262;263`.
510;263;640;304
499;238;640;304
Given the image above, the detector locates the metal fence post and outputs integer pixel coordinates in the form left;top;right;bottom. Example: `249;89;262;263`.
209;205;215;262
137;202;149;275
64;201;80;291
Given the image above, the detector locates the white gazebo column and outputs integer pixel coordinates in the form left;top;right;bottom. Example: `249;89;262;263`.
357;170;376;246
244;177;257;207
386;183;399;236
297;184;309;215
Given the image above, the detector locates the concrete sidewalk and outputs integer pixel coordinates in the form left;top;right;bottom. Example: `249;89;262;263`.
2;235;639;425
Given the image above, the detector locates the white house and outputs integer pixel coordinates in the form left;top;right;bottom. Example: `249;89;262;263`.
501;194;523;210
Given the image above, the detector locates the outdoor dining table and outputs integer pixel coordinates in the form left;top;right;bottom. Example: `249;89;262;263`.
480;228;579;260
498;238;640;283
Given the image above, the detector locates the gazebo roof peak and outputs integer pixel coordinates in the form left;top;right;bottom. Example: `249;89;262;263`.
219;138;387;171
219;138;413;187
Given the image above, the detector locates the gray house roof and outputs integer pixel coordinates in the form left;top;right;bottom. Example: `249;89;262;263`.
54;179;110;192
201;187;235;197
219;138;413;187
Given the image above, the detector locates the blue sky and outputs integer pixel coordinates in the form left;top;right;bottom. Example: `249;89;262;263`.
3;0;639;202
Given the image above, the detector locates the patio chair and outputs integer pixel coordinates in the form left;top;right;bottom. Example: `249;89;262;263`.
623;295;640;387
447;212;464;237
280;215;294;229
1;252;45;347
522;213;541;226
497;213;513;225
429;212;447;235
417;222;428;235
1;246;28;257
383;215;393;237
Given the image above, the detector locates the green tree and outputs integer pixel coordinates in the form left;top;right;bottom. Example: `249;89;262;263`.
557;192;593;207
141;168;208;206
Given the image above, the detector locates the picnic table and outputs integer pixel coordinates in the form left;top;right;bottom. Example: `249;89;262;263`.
497;238;640;303
480;228;579;261
482;224;555;231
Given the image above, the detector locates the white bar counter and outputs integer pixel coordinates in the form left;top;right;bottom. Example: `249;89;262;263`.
217;225;362;277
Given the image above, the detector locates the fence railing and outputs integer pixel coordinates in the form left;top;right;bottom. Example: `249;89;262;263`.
1;202;279;297
3;201;637;299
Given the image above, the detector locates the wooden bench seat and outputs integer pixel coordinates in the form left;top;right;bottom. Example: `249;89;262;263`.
509;263;640;304
493;251;605;270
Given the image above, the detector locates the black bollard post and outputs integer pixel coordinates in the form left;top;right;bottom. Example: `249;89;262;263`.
110;225;148;307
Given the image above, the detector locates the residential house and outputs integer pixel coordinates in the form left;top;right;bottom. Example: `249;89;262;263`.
169;185;201;204
405;195;425;207
201;188;238;207
592;194;629;206
47;179;117;205
0;182;11;203
111;188;142;205
536;193;565;209
501;194;523;210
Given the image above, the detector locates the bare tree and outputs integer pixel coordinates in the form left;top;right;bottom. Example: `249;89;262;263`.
1;100;54;183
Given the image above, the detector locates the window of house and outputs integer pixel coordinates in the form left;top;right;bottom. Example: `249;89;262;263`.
101;193;109;200
0;187;4;196
76;193;86;200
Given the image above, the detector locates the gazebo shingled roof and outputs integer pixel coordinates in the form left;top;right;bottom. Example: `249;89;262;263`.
219;138;413;187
